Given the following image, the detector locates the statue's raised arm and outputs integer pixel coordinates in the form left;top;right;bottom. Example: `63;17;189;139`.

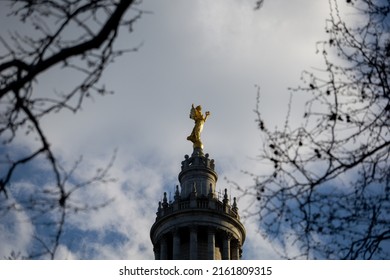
187;104;210;149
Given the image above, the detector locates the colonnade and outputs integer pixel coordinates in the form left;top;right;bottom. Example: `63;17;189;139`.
154;226;241;260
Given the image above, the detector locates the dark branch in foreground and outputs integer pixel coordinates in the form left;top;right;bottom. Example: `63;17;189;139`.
0;0;141;259
239;0;390;259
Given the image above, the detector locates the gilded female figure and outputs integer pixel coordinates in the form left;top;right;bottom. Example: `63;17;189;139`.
187;104;210;149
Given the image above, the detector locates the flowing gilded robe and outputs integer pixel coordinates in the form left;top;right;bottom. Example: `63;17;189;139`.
187;104;210;149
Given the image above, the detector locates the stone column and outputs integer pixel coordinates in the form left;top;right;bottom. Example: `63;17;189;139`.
173;228;181;260
189;226;198;260
222;232;231;260
207;228;215;260
231;240;240;260
160;236;168;260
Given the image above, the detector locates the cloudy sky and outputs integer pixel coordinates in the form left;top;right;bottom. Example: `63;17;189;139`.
1;0;339;259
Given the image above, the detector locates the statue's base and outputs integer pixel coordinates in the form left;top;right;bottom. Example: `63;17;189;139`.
192;146;204;157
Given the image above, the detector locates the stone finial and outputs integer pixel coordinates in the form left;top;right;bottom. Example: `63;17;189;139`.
232;197;238;212
162;192;168;208
223;188;229;204
174;185;180;201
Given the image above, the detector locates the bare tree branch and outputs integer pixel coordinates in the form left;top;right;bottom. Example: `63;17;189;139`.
0;0;142;259
242;0;390;259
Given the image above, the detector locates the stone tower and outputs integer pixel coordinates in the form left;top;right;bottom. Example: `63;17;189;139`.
150;147;246;260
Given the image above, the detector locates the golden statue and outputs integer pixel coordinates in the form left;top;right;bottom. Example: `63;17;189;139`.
187;104;210;149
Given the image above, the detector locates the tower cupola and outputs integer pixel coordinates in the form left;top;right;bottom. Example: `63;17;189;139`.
150;105;246;260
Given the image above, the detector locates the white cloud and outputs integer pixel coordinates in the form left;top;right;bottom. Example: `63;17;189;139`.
0;190;34;259
54;245;79;260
